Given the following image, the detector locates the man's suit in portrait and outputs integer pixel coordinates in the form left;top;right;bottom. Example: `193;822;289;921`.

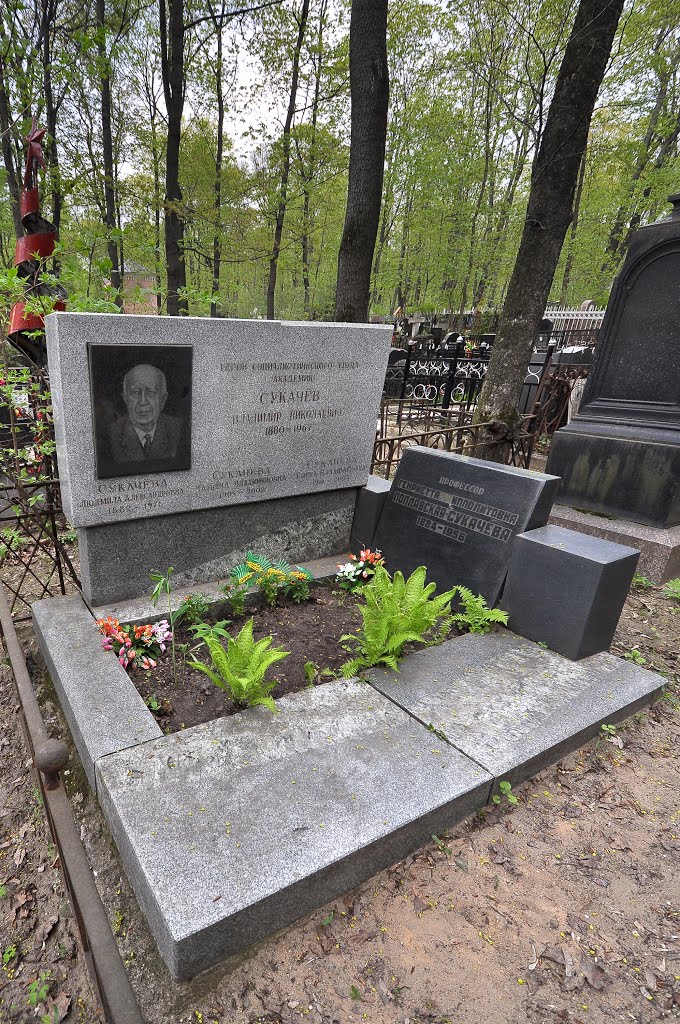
107;412;183;464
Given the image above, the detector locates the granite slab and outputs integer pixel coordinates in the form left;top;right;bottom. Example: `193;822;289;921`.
366;631;665;786
32;595;162;791
95;679;492;980
46;312;391;528
373;447;560;605
549;503;680;582
78;485;356;605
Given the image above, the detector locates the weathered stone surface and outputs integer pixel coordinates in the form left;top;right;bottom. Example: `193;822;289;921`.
366;631;665;785
95;679;492;980
547;196;680;527
373;447;559;604
350;475;392;553
32;595;161;791
502;525;639;659
46;312;391;529
78;486;356;605
549;503;680;582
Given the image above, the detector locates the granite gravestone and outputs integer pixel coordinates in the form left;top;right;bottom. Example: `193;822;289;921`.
47;313;391;604
373;448;559;604
501;525;639;660
547;194;680;529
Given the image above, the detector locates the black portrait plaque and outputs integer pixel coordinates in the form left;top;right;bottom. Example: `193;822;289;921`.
89;345;192;479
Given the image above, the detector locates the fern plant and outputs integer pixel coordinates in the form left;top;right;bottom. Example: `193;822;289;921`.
187;617;289;712
340;565;456;677
450;586;508;634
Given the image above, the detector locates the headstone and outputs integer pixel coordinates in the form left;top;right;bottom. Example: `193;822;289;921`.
47;312;391;603
501;525;639;660
547;194;680;529
373;447;560;604
350;475;392;552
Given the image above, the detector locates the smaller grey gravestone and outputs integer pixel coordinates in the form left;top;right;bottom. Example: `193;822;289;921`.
501;525;639;660
373;448;559;604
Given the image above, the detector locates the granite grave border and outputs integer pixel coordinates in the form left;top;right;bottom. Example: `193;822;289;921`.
31;583;665;980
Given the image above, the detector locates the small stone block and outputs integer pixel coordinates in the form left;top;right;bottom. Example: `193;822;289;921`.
32;595;162;791
95;679;491;980
366;631;665;786
502;525;640;659
350;475;392;552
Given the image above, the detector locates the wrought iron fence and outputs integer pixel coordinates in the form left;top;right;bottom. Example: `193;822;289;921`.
372;400;536;478
0;348;80;620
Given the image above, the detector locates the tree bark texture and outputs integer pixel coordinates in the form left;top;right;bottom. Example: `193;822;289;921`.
160;0;188;315
97;0;124;308
334;0;388;323
266;0;310;320
474;0;624;457
0;40;22;239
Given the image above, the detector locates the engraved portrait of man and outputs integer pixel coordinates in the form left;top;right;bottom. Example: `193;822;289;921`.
90;345;192;479
110;363;181;463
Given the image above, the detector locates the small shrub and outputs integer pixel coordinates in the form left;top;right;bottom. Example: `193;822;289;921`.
631;573;654;590
492;780;518;806
221;580;249;616
229;552;314;607
340;565;455;676
187;617;289;712
450;586;509;634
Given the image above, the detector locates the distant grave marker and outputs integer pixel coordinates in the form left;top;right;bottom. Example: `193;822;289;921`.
373;448;559;604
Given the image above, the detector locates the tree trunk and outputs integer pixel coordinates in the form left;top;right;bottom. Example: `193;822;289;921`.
334;0;389;323
266;0;310;319
473;0;624;459
211;6;225;318
97;0;124;308
299;0;326;317
160;0;188;315
41;0;62;255
559;147;587;302
0;50;22;239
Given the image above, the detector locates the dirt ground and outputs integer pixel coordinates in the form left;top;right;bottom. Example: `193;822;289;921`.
1;579;679;1024
128;587;364;733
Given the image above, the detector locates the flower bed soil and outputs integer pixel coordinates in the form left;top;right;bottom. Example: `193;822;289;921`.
128;585;364;733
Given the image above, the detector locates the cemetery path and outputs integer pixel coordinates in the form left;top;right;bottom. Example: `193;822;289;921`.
1;583;679;1024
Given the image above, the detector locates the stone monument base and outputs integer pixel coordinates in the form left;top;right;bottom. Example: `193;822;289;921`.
548;503;680;583
78;487;358;606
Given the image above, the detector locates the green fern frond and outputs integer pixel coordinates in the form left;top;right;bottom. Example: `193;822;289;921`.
188;616;288;712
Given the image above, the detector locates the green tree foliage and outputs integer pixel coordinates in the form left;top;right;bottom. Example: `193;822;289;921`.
0;0;678;318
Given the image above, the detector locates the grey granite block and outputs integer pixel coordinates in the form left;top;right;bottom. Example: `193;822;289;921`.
373;447;560;606
350;475;392;553
366;631;665;787
32;595;162;791
78;487;357;605
46;312;391;528
95;679;491;980
502;525;639;659
549;503;680;583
